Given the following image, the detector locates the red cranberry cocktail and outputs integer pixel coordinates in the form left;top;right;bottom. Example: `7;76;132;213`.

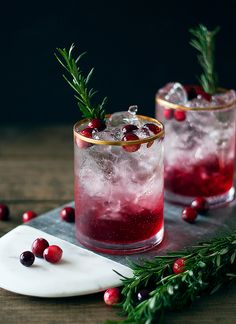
156;83;236;206
74;110;164;254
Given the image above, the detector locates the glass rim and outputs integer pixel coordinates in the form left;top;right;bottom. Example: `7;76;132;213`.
156;89;236;111
73;114;165;146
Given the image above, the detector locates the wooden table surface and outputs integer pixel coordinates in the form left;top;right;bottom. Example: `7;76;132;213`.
0;124;236;324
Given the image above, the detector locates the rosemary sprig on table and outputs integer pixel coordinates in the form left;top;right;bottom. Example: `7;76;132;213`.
55;44;107;120
109;231;236;324
189;24;220;94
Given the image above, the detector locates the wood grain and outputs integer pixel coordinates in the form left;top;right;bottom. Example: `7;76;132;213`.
0;124;236;324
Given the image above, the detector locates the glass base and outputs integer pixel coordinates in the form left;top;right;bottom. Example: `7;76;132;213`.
76;227;164;255
165;187;235;208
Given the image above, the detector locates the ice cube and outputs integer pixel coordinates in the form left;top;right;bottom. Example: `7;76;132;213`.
186;97;215;108
164;82;187;104
93;129;122;141
108;106;140;127
212;90;236;106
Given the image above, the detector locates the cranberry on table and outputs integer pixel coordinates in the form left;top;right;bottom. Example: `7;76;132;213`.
0;203;10;221
88;118;106;131
191;197;209;214
20;251;35;267
182;207;198;223
173;258;185;274
60;207;75;223
174;110;186;122
137;289;149;302
122;133;141;153
22;210;37;223
32;238;49;258
43;245;63;263
122;124;138;134
104;287;121;306
163;108;173;120
143;123;161;135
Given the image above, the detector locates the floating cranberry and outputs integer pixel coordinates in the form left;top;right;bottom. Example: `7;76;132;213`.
32;238;49;258
20;251;35;267
22;210;37;223
104;288;121;306
43;245;63;263
88;118;106;131
182;207;198;223
143;123;161;134
122;124;138;134
0;203;10;221
60;206;75;223
122;133;141;152
77;127;94;149
191;197;209;214
173;258;185;274
137;289;149;302
174;110;186;122
163;108;173;120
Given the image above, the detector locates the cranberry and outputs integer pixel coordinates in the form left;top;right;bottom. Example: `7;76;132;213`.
104;288;121;306
191;197;209;214
32;238;49;258
173;258;185;274
137;289;149;302
43;245;63;263
20;251;35;267
122;133;141;152
184;85;198;100
76;127;94;149
182;207;198;223
60;206;75;222
174;110;186;122
22;210;37;223
0;203;10;221
143;123;161;134
122;124;138;134
88;118;106;131
163;108;173;120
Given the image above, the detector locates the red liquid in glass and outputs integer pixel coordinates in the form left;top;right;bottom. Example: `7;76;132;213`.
75;186;164;245
165;157;234;197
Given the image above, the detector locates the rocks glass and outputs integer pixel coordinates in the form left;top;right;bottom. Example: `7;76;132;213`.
74;114;164;254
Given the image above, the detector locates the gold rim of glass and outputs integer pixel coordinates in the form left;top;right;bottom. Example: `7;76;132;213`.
156;92;236;111
73;115;164;146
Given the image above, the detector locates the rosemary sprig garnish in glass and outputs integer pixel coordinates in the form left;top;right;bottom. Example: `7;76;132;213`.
55;44;107;121
189;24;220;94
108;230;236;324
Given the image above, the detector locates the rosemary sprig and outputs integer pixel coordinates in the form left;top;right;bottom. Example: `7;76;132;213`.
189;24;220;94
111;230;236;323
55;44;107;120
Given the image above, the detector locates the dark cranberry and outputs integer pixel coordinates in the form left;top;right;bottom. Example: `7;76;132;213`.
0;203;10;221
104;288;121;306
174;110;186;122
163;108;173;120
184;85;198;100
122;133;141;152
88;118;106;131
20;251;35;267
137;289;149;302
143;123;161;135
32;238;49;258
60;206;75;222
182;207;198;223
77;127;94;149
43;245;63;263
173;258;185;274
22;210;37;223
122;124;138;134
191;197;209;214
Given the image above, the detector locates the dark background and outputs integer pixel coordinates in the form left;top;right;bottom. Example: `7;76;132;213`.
1;0;236;124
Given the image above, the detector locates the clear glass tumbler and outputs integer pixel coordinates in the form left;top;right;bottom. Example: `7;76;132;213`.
156;89;236;207
74;115;164;254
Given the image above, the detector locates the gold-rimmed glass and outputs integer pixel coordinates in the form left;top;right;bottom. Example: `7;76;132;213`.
156;93;236;207
74;115;165;254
